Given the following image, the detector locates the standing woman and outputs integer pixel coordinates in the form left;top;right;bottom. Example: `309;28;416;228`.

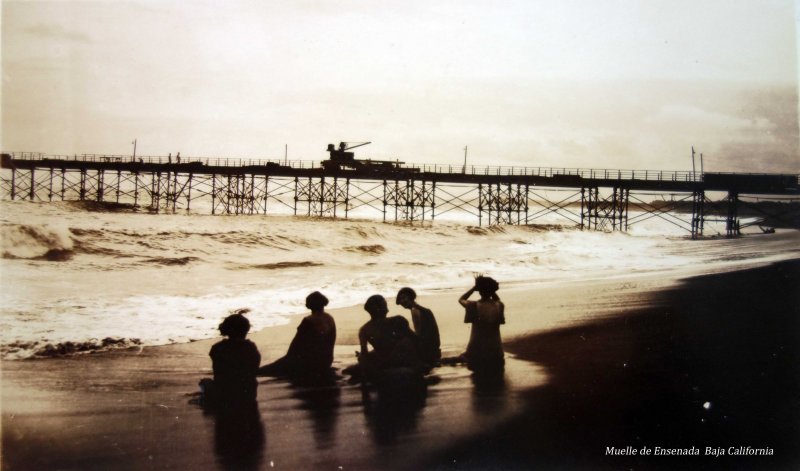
458;276;505;373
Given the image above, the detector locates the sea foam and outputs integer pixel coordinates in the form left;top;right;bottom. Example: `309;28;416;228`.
1;199;797;359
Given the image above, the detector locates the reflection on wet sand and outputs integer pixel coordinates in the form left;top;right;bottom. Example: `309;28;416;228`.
192;354;543;470
470;371;508;416
291;379;342;450
209;401;265;471
361;379;428;446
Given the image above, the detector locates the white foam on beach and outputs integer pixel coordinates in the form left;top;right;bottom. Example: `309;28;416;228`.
1;199;798;359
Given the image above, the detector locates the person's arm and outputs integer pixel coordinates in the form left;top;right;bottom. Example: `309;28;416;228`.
286;318;309;356
459;286;476;307
410;306;422;332
248;341;262;373
358;326;369;355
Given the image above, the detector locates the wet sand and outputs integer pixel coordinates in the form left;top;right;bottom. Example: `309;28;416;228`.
2;260;799;470
429;259;800;470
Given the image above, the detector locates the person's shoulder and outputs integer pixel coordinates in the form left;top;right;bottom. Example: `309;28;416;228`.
418;305;434;316
358;320;372;334
211;338;230;349
388;315;410;327
209;339;225;354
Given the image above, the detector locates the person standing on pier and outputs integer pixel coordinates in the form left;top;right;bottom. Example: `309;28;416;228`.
458;276;505;373
396;287;441;368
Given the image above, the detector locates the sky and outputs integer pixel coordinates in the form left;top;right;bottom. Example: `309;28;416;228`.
2;0;798;173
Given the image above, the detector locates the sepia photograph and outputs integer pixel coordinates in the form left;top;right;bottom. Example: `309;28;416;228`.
2;1;799;469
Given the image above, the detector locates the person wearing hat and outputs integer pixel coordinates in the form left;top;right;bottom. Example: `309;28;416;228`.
258;291;336;381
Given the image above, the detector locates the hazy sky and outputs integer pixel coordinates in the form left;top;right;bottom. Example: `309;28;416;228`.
3;0;798;172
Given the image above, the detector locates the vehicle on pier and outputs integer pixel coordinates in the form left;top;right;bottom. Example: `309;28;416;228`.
239;161;292;172
322;142;419;173
703;173;800;193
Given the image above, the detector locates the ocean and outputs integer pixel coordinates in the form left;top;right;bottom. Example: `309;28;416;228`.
2;198;798;360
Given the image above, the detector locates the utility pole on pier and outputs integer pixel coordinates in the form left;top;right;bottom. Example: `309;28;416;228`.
132;139;137;162
700;153;704;176
463;146;468;174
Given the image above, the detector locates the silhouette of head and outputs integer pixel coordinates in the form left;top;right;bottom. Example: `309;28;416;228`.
395;287;416;308
219;313;251;339
306;291;329;311
384;316;416;344
475;276;499;298
364;295;389;320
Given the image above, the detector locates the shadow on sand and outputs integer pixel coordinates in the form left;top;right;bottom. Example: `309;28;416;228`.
427;260;800;470
207;401;265;471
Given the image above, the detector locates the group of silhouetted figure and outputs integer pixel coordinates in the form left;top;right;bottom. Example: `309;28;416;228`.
199;276;505;409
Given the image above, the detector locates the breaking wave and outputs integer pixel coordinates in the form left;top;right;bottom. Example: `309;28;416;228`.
3;198;798;361
231;261;324;270
142;256;201;266
345;244;386;254
1;223;74;260
1;337;143;360
465;225;508;235
67;200;138;212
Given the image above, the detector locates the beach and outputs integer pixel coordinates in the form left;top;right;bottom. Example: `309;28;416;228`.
3;258;798;470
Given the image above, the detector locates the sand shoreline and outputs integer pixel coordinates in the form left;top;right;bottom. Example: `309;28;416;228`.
428;258;800;470
3;259;799;470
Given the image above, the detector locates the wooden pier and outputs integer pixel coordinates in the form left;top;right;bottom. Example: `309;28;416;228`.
2;152;798;237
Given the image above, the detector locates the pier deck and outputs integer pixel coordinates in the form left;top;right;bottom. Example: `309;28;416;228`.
2;152;798;237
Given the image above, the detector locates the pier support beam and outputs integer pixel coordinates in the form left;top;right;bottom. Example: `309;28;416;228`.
581;187;629;231
384;179;435;223
478;182;527;225
295;176;349;217
726;191;740;237
691;190;705;239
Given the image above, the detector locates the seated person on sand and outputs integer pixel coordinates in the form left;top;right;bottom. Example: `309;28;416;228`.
396;287;441;367
357;294;425;383
202;311;262;406
258;291;336;381
458;276;505;373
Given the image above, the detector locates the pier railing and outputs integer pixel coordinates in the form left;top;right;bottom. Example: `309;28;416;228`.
7;151;712;183
416;164;703;182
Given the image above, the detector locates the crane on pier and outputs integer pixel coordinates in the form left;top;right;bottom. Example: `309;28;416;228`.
321;141;418;172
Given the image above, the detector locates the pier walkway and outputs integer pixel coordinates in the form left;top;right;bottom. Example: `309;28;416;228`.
2;152;798;237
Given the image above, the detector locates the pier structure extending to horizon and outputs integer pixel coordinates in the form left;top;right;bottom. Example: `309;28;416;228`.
2;152;798;238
